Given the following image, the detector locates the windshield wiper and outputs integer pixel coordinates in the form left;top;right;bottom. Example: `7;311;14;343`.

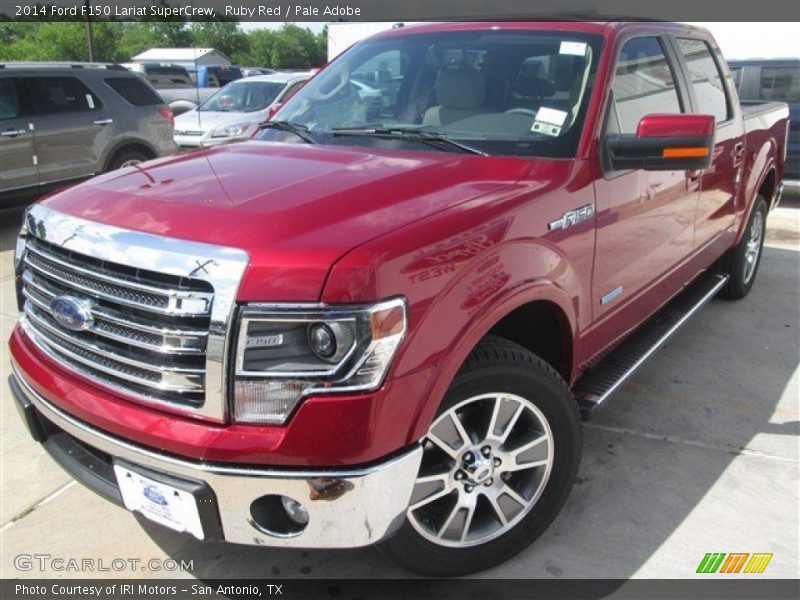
259;120;315;144
331;126;487;156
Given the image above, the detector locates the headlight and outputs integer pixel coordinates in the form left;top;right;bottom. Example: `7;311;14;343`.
233;298;407;425
210;122;252;139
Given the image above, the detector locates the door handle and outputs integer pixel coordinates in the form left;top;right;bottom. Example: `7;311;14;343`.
93;118;113;126
1;129;26;137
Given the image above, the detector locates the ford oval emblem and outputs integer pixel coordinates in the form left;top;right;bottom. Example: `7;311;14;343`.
50;296;94;332
143;485;168;507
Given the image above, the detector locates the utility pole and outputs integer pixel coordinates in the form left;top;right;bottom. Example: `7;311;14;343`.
84;0;95;62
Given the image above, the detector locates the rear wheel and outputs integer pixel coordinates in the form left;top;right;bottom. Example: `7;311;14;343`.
107;149;149;171
381;337;581;576
720;195;767;299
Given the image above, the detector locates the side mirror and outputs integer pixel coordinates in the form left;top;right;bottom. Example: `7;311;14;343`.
605;114;715;171
266;102;284;122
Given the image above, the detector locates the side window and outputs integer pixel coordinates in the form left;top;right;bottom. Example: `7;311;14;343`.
676;38;730;124
758;66;800;103
105;76;163;106
0;78;21;120
611;37;682;134
27;76;102;115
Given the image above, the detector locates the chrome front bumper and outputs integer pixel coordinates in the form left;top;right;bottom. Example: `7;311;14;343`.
10;366;422;549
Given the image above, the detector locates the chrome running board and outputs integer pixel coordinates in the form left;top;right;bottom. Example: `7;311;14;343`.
575;272;729;420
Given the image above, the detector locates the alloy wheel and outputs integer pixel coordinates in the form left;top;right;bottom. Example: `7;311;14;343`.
407;393;554;547
743;209;764;284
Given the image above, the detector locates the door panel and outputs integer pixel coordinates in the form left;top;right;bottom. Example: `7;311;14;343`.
593;36;696;326
0;77;38;193
675;38;741;249
24;76;112;185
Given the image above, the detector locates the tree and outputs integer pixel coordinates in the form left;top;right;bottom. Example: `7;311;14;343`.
235;28;274;66
189;21;248;63
270;24;323;69
0;22;126;62
116;23;158;60
0;20;328;69
315;25;329;65
146;22;192;47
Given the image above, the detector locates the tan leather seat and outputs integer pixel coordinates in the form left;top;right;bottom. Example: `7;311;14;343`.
423;68;486;127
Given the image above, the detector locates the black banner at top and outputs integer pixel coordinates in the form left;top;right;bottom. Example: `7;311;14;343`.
1;0;800;22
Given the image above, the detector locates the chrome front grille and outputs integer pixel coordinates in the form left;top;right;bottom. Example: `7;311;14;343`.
21;238;212;406
18;204;250;422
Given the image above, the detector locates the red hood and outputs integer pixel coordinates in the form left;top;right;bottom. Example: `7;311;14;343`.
42;142;532;301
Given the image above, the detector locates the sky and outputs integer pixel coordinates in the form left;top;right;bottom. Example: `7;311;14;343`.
687;23;799;59
240;22;800;60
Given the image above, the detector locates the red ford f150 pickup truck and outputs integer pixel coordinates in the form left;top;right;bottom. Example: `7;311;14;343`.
9;22;789;575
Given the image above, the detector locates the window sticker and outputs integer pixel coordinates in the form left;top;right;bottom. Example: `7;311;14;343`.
86;94;95;109
531;107;568;137
532;121;562;137
560;41;588;56
535;107;568;126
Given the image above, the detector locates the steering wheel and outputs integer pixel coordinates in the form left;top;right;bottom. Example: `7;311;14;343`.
309;65;351;101
504;108;538;118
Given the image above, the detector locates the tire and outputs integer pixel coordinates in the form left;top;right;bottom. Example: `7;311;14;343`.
380;336;581;576
107;149;149;171
720;195;768;300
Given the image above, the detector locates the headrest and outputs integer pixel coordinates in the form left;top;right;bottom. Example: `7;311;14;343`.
435;68;485;109
513;77;557;98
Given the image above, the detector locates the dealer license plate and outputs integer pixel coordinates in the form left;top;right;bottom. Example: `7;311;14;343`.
114;464;204;540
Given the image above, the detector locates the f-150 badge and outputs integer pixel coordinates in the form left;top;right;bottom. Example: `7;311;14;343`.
549;204;595;231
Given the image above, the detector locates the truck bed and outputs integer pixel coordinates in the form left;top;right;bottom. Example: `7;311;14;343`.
741;100;790;120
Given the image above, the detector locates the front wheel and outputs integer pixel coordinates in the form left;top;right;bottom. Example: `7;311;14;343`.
381;337;581;576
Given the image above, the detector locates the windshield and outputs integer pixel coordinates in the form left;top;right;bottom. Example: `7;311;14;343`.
258;29;603;157
199;80;285;112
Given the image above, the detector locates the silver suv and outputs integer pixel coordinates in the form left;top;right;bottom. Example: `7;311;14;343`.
0;62;178;204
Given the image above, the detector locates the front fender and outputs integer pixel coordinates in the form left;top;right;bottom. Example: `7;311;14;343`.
404;267;577;444
325;230;583;446
322;159;594;448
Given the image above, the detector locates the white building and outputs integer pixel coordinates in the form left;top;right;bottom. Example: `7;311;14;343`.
132;48;232;68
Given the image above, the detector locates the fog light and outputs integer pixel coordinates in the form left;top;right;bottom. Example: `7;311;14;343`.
281;496;310;525
250;494;309;537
